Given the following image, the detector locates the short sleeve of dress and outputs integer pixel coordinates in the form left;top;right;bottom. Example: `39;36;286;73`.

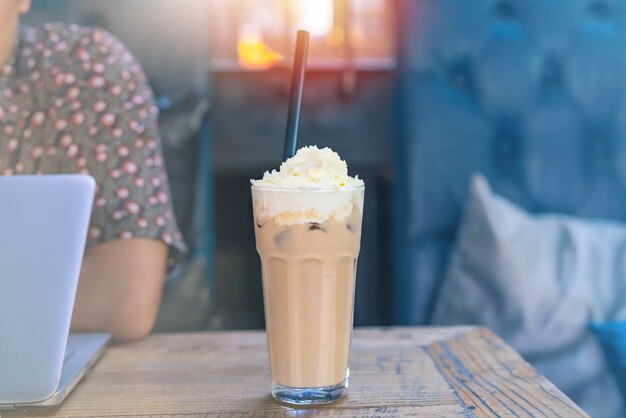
61;27;187;265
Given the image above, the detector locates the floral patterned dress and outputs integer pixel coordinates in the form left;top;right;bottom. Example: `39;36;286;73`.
0;24;186;265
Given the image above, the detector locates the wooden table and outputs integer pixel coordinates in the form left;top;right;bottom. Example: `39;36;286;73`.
4;327;588;417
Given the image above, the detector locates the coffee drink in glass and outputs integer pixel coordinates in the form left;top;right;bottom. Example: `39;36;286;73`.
251;146;364;405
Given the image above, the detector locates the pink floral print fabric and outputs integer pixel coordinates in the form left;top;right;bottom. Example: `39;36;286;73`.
0;24;186;265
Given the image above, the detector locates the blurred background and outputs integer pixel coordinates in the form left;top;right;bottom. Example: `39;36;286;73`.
25;0;396;330
22;1;626;416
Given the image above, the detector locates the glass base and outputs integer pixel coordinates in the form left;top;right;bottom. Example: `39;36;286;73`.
271;377;348;405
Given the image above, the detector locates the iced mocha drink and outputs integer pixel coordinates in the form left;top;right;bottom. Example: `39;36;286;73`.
251;146;364;405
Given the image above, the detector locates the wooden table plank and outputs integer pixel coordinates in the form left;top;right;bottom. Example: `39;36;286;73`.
424;328;587;418
2;327;587;418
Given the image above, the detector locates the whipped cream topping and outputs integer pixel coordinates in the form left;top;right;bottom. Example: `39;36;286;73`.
251;146;364;190
251;146;364;225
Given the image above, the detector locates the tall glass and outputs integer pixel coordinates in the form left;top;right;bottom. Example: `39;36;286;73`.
251;185;364;405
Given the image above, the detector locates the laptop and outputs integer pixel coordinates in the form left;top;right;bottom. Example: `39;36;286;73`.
0;175;111;409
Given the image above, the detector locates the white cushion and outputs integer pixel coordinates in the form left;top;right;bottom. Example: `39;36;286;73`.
432;174;625;418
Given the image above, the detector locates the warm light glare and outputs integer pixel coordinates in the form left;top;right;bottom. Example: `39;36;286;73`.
237;34;283;70
220;0;392;69
325;26;344;47
294;0;334;37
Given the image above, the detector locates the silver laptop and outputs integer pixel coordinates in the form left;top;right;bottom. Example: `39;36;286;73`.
0;175;111;409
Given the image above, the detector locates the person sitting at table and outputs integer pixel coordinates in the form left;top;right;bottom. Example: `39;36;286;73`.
0;0;186;340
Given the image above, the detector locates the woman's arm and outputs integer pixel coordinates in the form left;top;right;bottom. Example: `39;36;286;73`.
36;26;187;340
71;238;168;340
